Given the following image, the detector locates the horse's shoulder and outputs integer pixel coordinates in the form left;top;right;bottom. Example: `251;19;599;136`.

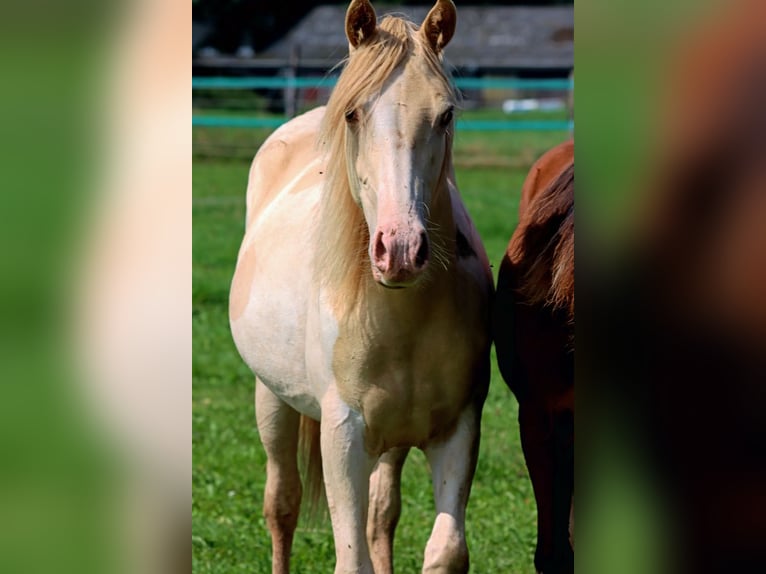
246;107;326;225
251;107;325;174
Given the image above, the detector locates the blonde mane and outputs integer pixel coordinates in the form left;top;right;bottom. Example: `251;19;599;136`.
316;14;457;304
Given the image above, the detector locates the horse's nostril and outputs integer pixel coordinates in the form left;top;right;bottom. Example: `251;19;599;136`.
373;230;387;266
415;232;429;268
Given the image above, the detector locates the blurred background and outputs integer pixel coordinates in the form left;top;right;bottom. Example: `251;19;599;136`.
192;1;574;160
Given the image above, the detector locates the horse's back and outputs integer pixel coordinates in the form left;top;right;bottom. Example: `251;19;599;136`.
230;108;327;418
519;139;574;215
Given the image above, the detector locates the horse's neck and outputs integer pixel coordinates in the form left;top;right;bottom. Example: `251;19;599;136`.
432;169;457;231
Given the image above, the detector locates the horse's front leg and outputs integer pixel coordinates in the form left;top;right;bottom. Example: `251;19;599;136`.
367;446;410;574
321;385;376;574
422;402;482;574
255;379;302;574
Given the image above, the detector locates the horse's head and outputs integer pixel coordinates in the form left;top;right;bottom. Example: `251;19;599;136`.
333;0;458;288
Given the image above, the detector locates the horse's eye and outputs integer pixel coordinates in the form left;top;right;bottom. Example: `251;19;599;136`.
439;107;454;127
345;109;359;124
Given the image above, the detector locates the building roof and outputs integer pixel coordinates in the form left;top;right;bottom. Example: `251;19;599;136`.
260;5;573;72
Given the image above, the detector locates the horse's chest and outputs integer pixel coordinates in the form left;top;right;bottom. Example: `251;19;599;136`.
333;313;484;452
360;375;470;453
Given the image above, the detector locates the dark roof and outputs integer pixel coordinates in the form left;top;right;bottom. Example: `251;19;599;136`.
261;5;573;72
193;21;212;51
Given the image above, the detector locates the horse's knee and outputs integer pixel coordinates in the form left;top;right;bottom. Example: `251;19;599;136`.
423;542;468;574
368;480;400;530
367;500;396;545
264;504;300;540
263;476;302;534
367;497;397;574
423;514;469;574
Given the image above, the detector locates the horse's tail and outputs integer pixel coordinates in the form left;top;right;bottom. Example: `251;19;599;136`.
298;414;325;523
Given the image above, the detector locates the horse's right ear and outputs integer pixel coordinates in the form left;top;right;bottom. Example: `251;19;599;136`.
345;0;377;49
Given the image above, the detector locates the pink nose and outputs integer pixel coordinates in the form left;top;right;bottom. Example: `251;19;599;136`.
371;227;430;286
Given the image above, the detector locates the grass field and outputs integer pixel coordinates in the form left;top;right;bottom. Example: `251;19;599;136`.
192;117;570;573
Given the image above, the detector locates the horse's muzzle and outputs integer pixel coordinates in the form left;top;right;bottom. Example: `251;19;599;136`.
371;227;430;287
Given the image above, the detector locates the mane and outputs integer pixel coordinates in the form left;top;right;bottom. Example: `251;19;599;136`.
511;162;575;319
316;14;457;305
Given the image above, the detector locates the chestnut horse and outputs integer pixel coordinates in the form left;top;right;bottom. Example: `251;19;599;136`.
494;140;574;574
229;1;492;572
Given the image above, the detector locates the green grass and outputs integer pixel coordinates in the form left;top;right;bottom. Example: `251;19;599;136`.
192;122;569;573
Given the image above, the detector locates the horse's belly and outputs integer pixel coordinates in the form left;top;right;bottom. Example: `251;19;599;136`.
229;184;321;418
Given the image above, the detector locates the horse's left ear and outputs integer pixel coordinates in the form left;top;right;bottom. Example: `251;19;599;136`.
420;0;457;53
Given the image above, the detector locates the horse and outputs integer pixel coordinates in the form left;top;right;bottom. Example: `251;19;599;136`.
229;1;493;572
493;140;574;574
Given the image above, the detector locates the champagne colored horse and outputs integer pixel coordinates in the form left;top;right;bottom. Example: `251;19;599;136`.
229;1;493;572
494;140;574;574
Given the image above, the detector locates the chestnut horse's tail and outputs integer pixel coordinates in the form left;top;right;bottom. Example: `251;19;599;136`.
512;162;575;319
298;414;325;522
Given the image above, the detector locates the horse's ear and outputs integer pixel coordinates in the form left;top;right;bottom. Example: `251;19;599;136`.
420;0;457;53
345;0;377;49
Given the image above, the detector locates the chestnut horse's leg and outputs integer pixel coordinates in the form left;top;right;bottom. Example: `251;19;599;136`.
552;410;574;571
320;385;376;574
255;379;302;574
519;403;574;574
519;402;555;573
367;446;410;574
421;403;482;574
553;411;574;572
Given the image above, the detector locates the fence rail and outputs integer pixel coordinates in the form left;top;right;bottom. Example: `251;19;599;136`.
192;76;573;91
193;115;574;131
193;76;573;132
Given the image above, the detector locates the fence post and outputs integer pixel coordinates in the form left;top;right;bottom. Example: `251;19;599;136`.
284;45;301;118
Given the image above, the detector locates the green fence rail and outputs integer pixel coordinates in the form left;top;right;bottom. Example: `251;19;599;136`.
192;115;574;132
193;76;573;132
192;76;573;91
